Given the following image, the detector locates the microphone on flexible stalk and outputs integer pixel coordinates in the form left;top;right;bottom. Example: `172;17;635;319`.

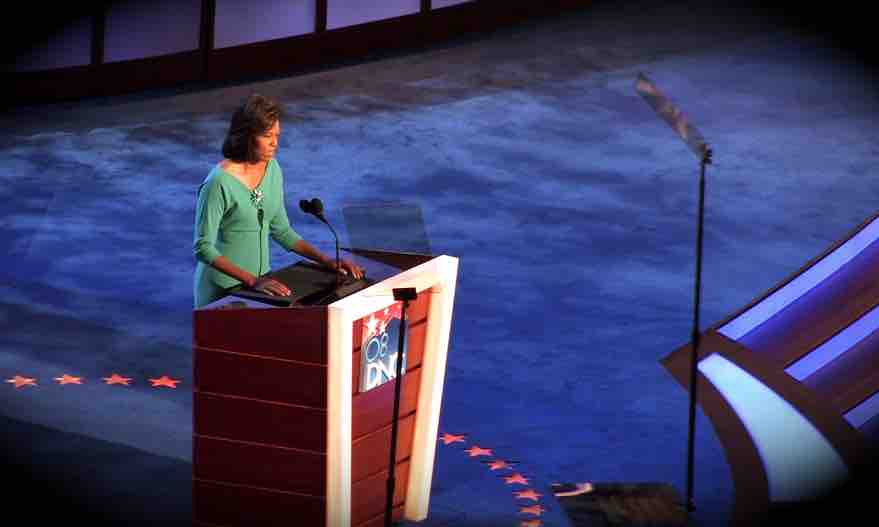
299;198;325;221
299;197;342;287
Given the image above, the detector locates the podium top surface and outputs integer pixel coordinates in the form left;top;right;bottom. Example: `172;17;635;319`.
198;252;457;314
224;261;374;307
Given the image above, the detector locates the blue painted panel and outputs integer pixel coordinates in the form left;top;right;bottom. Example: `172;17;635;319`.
844;390;879;429
785;306;879;381
719;218;879;341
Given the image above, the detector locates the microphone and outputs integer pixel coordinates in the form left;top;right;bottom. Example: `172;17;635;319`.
299;198;323;220
300;197;342;287
299;198;329;226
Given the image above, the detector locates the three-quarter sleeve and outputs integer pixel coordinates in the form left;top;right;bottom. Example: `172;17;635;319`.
193;177;226;264
269;198;303;251
269;168;303;251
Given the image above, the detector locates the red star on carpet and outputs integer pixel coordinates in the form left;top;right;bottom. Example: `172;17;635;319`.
504;473;530;485
103;373;132;386
465;445;493;457
54;374;83;385
6;375;37;388
439;433;467;445
520;520;543;527
148;375;180;388
519;504;546;516
487;459;513;471
515;489;543;501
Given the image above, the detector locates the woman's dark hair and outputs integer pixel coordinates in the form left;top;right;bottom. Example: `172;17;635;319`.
222;94;282;163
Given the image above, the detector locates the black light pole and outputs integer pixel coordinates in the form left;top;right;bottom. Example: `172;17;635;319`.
385;287;417;527
635;72;713;514
685;148;711;511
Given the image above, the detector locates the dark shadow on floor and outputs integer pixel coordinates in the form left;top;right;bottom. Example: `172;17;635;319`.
1;414;191;527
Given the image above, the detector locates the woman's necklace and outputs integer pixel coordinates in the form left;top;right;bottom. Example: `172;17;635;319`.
241;163;265;207
251;188;264;207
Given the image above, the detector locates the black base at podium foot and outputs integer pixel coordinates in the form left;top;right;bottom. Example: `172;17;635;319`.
551;482;687;527
551;455;879;526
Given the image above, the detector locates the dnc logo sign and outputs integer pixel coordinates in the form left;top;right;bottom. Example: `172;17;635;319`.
359;302;408;393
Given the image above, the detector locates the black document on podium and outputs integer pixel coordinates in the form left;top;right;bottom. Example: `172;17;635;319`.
227;261;373;307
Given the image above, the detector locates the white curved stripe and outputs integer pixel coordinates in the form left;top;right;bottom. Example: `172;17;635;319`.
699;354;849;501
719;218;879;341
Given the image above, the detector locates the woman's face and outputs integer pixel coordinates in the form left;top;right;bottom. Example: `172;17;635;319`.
254;120;280;162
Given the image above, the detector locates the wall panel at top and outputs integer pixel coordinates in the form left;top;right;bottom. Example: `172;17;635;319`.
7;16;92;72
432;0;475;8
104;0;201;63
327;0;421;31
214;0;316;49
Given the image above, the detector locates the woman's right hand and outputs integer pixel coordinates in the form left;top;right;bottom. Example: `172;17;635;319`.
251;276;292;297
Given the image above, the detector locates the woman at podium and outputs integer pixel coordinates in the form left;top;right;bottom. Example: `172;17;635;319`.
193;94;363;308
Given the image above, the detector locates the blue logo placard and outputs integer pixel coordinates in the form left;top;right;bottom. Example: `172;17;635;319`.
359;303;408;393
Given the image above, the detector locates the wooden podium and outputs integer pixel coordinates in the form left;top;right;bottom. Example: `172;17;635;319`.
192;253;458;527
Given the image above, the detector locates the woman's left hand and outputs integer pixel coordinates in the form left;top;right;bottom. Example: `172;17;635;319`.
330;258;365;280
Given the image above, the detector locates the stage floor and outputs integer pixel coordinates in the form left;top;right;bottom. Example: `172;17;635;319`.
1;1;876;525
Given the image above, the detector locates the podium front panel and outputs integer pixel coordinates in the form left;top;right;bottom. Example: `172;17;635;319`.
194;391;328;452
193;479;325;527
194;306;328;363
195;435;326;495
350;460;410;527
195;345;328;408
351;413;416;482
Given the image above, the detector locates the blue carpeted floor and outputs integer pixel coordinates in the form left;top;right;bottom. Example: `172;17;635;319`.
1;1;876;526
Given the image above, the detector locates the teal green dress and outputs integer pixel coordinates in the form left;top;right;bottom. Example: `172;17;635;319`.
193;159;302;308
